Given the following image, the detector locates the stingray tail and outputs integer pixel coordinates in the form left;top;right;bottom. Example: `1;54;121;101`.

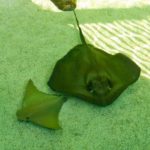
73;10;86;45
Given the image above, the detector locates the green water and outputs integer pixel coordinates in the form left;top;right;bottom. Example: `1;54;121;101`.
0;0;150;149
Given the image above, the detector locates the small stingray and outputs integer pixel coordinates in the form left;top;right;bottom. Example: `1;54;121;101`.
17;80;66;129
48;11;141;106
51;0;76;11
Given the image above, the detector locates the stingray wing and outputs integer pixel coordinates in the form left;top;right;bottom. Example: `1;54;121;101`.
17;80;66;129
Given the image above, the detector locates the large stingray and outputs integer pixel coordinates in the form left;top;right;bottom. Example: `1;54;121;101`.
48;11;141;106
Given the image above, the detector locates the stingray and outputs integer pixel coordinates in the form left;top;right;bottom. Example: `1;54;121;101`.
16;10;140;130
17;80;66;129
48;11;141;106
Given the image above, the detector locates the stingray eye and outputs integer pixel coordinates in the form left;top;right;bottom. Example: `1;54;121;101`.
87;77;112;97
26;116;30;122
